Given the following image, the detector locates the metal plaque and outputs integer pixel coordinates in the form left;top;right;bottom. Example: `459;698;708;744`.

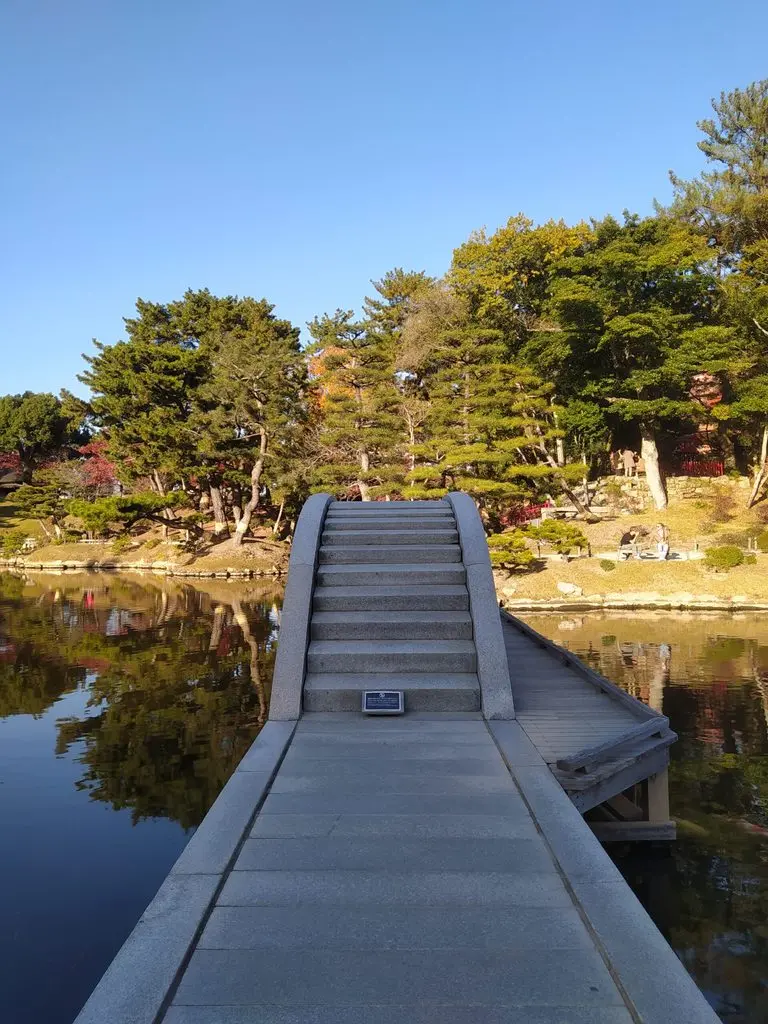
362;690;404;715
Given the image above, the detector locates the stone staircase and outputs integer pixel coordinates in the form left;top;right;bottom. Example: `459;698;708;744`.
303;500;481;712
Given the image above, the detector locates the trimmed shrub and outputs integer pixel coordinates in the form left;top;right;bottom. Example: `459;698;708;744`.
757;530;768;553
704;545;745;571
488;529;535;571
599;559;616;571
1;529;28;557
527;520;588;556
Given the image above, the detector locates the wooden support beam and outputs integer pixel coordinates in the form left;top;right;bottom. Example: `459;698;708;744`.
556;717;670;772
605;792;644;822
590;820;676;843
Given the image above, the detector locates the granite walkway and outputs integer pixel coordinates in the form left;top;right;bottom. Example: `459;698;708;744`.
162;713;635;1024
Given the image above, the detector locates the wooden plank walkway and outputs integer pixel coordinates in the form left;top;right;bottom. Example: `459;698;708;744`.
502;612;677;825
503;617;648;762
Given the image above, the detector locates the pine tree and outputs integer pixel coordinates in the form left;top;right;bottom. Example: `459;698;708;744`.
307;309;403;499
400;285;583;517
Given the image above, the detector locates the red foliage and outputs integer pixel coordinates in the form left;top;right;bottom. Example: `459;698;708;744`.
0;451;21;472
78;440;118;487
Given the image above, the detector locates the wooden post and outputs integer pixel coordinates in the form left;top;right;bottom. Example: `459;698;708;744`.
646;768;670;823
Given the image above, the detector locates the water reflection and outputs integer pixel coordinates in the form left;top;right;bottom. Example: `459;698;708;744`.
0;572;282;1024
521;611;768;1024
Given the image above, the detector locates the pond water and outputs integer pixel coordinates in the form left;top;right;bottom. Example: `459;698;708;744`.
0;573;281;1024
2;576;767;1024
520;611;768;1024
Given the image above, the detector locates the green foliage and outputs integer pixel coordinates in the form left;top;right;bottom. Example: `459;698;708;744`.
1;528;28;557
599;559;616;571
704;545;745;570
67;492;180;537
756;530;768;553
395;283;583;512
80;289;306;542
307;307;402;498
745;553;757;564
528;519;588;555
487;530;535;571
0;392;82;480
13;479;69;532
110;534;135;554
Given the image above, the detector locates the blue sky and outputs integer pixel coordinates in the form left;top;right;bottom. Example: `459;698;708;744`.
1;0;767;396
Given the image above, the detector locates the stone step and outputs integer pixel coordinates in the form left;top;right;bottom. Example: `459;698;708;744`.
321;530;459;546
326;506;453;514
323;517;456;531
328;501;449;509
303;673;481;712
310;611;473;641
306;640;477;674
316;564;466;586
319;545;461;564
313;585;469;611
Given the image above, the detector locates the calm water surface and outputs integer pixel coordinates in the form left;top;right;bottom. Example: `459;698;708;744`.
3;577;768;1023
0;573;281;1024
521;611;768;1024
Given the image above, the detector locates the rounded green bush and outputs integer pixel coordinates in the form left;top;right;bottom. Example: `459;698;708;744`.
704;545;745;571
599;559;616;571
756;530;768;554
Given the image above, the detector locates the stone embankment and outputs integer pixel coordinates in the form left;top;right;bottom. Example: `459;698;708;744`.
499;590;768;612
0;557;284;579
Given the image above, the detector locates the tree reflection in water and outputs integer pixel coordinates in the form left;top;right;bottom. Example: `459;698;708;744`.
523;612;768;1024
0;572;280;828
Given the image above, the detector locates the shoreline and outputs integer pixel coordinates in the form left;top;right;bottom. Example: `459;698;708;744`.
501;597;768;612
3;560;768;610
0;558;284;579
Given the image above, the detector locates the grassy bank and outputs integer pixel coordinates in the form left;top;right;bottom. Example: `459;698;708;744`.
0;498;290;576
497;481;768;607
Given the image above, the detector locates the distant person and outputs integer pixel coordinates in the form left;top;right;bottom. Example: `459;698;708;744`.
622;448;636;477
655;522;669;560
618;526;639;560
635;455;646;475
609;450;620;475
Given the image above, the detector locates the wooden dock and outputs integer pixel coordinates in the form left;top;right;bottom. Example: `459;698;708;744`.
75;495;716;1024
502;612;677;840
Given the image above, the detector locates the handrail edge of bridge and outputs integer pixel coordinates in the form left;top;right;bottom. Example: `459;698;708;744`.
447;491;515;720
268;492;332;721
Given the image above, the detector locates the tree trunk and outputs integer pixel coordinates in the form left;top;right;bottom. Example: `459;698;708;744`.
232;600;267;724
208;604;226;651
272;499;285;538
581;449;590;507
358;450;371;502
535;447;594;518
209;484;229;539
640;426;667;510
551;401;566;466
747;425;768;508
36;519;52;540
232;431;267;547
